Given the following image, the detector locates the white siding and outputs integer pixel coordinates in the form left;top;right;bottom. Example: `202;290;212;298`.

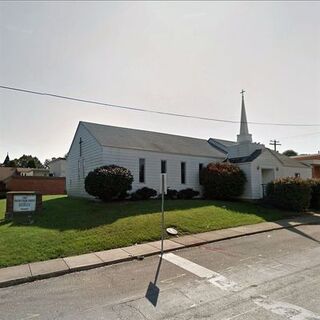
239;150;312;199
66;123;103;197
102;146;222;194
49;159;67;177
236;163;252;199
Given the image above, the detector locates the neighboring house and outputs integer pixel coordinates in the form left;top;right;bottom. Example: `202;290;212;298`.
48;158;67;177
0;167;65;195
66;93;312;199
292;154;320;179
17;168;50;177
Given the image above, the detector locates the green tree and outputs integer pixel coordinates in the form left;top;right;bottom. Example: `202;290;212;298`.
16;155;44;168
282;150;298;157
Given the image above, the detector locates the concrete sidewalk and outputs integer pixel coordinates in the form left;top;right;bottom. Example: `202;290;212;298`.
1;213;319;288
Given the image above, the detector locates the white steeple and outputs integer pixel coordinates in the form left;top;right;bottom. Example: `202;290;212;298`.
237;90;252;143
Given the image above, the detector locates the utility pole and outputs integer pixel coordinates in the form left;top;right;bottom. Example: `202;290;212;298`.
269;139;281;151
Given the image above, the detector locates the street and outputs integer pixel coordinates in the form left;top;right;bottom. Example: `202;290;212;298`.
1;224;320;320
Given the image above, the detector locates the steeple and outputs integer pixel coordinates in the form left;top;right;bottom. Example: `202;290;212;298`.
237;90;252;143
3;153;10;166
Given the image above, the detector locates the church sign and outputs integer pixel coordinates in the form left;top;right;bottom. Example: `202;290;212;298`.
13;195;36;212
5;191;42;219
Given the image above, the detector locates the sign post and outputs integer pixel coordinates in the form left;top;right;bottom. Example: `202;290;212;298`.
160;174;167;256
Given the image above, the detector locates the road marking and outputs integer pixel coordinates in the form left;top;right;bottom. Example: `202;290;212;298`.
162;253;240;291
160;273;186;283
253;295;320;320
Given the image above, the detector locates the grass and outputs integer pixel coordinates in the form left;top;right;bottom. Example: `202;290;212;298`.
0;195;293;268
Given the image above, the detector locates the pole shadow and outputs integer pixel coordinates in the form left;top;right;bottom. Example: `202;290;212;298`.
145;255;163;307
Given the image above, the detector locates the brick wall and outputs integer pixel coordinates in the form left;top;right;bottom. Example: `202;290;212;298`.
5;176;66;195
313;165;320;179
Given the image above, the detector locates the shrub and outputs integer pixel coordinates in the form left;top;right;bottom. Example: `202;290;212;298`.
165;188;178;200
308;179;320;210
85;165;133;201
201;163;246;200
266;177;311;211
177;188;199;199
131;187;157;200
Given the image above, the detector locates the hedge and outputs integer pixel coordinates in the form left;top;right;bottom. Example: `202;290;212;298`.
201;162;246;200
308;179;320;210
266;177;311;212
85;165;133;201
131;187;157;200
177;188;199;200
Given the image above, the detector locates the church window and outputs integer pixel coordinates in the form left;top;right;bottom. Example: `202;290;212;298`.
181;162;186;184
161;160;167;174
199;163;203;184
139;158;145;183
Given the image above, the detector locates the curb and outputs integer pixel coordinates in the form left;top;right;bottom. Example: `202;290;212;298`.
0;217;319;288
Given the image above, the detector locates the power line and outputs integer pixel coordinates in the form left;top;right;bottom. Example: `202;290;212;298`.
1;85;319;127
280;131;320;140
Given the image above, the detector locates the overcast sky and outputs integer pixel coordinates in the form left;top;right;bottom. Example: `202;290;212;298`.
0;1;319;162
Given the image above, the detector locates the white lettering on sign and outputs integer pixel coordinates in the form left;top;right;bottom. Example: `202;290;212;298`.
13;195;36;212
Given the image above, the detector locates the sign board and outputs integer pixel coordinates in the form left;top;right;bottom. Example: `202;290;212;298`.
13;195;36;212
160;173;167;194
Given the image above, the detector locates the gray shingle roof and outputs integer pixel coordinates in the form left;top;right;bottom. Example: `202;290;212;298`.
82;122;226;158
228;148;310;168
228;149;263;164
208;138;237;154
268;150;310;168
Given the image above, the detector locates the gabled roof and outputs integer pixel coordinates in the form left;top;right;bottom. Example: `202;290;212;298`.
81;122;226;159
0;167;16;181
228;148;310;168
269;150;310;168
292;154;320;161
228;149;262;164
208;138;237;154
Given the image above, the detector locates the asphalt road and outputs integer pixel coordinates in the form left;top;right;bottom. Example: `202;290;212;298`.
1;224;320;320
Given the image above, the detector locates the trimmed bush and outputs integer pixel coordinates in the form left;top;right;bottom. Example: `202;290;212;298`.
266;177;311;212
165;188;178;200
308;179;320;210
85;165;133;201
177;188;199;200
201;163;246;200
131;187;157;200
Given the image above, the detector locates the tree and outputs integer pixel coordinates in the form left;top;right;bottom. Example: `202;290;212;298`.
44;157;57;168
282;150;298;157
15;155;44;168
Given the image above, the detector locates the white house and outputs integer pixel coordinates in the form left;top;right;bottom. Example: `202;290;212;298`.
66;93;312;199
48;158;67;177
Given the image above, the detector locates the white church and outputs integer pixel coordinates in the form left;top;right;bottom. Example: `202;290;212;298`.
66;93;311;199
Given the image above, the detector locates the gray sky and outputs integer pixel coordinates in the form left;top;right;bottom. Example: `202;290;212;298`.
0;1;319;162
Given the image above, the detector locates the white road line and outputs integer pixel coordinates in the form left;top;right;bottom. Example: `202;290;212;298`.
253;295;320;320
162;253;240;291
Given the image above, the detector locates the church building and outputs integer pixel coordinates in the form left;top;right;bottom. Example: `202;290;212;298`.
66;93;311;199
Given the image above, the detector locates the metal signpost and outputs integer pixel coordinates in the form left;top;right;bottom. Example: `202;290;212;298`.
160;173;167;256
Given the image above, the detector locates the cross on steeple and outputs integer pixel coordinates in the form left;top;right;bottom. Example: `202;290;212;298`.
240;89;245;96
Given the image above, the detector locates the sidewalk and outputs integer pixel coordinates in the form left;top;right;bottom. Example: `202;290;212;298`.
1;213;319;288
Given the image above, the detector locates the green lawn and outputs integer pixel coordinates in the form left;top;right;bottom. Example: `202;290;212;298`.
0;195;293;268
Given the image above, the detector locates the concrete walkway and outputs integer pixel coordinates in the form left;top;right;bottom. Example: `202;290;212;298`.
1;213;319;288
